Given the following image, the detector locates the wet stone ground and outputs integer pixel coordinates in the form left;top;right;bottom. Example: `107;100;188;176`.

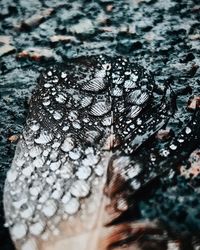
0;0;200;249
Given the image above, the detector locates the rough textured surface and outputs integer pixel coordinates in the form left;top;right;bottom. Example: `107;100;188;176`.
0;0;200;249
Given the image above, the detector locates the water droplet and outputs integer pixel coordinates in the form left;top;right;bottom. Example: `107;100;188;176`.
94;164;104;176
62;126;69;131
90;101;111;117
111;87;123;96
80;96;93;108
127;106;141;119
61;72;67;78
16;158;25;167
127;89;148;105
76;166;92;180
61;137;74;152
136;118;142;125
130;73;138;82
101;117;111;126
68;111;78;121
55;94;66;103
126;163;141;178
85;130;100;143
35;131;52;144
30;123;40;132
30;221;45;236
22;166;34;177
186;127;191;134
70;180;90;198
30;186;42;197
29;146;42;158
62;193;71;204
72;122;81;129
42;200;57;218
53;111;62;120
82;154;100;166
43;100;50;106
169;144;177;150
11;222;27;240
33;157;44;168
124;80;137;89
131;179;141;190
44;83;52;88
7;170;18;182
47;71;52;76
20;204;34;219
21;239;37;250
69;149;81;160
64;198;79;215
50;161;61;171
82;78;106;92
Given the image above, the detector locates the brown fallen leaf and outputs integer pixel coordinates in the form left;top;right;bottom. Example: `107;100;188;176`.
8;134;20;143
50;35;77;44
180;149;200;178
19;8;54;30
189;34;200;40
188;96;200;110
106;5;114;12
17;47;54;61
0;35;12;45
155;128;172;141
0;44;15;57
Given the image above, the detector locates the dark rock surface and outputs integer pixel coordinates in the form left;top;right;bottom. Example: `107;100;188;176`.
0;0;199;249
